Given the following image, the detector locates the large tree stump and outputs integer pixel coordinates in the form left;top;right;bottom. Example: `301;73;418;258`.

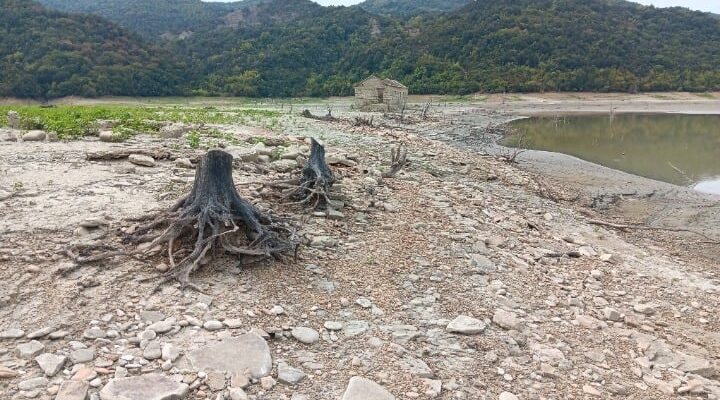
66;150;296;290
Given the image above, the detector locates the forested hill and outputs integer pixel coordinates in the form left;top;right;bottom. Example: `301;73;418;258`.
8;0;720;98
0;0;183;98
36;0;263;38
357;0;471;16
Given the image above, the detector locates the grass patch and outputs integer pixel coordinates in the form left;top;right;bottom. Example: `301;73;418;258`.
0;105;281;140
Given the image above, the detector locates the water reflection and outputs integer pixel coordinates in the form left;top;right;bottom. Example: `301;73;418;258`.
508;114;720;195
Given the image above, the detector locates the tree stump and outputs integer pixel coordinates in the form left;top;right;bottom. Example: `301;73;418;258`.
68;149;296;290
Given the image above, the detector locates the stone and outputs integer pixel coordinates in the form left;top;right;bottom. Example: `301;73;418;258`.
143;341;162;360
269;305;285;315
470;254;497;274
187;333;272;379
128;154;155;167
35;353;66;377
228;388;248;400
83;328;106;340
633;303;657;315
203;320;223;331
356;297;372;308
0;366;19;379
324;321;343;331
17;340;45;358
343;321;369;337
498;392;518;400
55;380;89;400
99;131;114;142
70;349;95;364
226;146;258;162
583;384;602;396
230;373;250;389
206;371;226;391
270;159;297;172
341;377;395;400
223;319;243;329
401;356;434;378
159;123;191;139
277;364;305;385
326;208;344;220
603;307;622;322
18;376;49;391
175;158;194;169
147;320;174;334
678;354;715;378
100;374;188;400
291;327;320;344
446;315;486;335
0;328;25;339
27;327;55;339
23;130;46;141
161;344;180;362
493;309;521;330
260;376;276;390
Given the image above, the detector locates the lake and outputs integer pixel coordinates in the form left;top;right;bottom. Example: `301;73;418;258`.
507;113;720;195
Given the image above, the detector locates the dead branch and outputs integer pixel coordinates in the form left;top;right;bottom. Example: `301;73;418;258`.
86;148;175;161
382;142;409;178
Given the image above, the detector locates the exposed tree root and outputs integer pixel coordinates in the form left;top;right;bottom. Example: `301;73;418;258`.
270;138;336;209
68;149;296;291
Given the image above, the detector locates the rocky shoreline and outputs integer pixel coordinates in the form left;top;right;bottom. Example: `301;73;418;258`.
1;99;719;399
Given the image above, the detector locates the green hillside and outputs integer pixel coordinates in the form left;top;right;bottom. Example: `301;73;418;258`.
0;0;184;99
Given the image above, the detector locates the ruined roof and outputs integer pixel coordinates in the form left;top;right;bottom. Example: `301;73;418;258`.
382;79;407;89
354;75;407;89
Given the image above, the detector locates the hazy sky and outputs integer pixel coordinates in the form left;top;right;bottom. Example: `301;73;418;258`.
206;0;720;13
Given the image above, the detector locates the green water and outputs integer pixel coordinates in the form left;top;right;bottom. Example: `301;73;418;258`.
508;114;720;195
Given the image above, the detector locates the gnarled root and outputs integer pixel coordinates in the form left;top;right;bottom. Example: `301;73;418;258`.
67;149;296;291
273;138;336;210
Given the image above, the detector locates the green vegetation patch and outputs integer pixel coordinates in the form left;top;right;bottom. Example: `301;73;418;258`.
0;105;280;139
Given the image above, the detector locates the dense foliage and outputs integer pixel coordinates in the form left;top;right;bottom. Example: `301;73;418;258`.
8;0;720;98
36;0;261;38
0;0;184;99
358;0;471;16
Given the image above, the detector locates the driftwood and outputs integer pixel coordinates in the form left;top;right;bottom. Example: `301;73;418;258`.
382;143;409;178
587;219;719;243
300;109;336;122
86;148;175;161
69;150;296;291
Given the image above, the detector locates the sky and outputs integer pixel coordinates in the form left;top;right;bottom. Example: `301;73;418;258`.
207;0;720;13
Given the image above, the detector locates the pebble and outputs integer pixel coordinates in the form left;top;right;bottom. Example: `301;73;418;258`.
70;348;95;364
499;392;518;400
356;297;372;308
269;305;285;315
228;387;249;400
291;327;320;344
17;340;45;358
324;321;343;331
634;303;657;315
27;327;55;339
128;154;156;167
35;353;66;377
493;309;521;330
143;341;162;360
260;376;276;390
203;320;223;331
278;364;306;385
18;377;49;391
603;307;622;321
446;315;487;334
161;343;180;362
0;328;25;339
147;320;174;333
